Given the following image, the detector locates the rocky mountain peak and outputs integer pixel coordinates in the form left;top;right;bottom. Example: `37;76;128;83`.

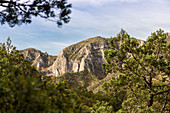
48;36;110;79
19;48;57;70
18;34;169;89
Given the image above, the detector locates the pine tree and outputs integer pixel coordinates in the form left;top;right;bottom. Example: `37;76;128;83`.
103;29;170;112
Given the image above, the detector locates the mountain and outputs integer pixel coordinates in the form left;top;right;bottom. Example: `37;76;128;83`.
19;34;169;89
19;48;57;71
88;34;170;92
48;36;110;79
46;36;110;87
19;36;110;88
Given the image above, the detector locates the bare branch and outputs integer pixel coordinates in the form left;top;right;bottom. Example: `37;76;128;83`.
128;85;142;108
154;88;170;96
161;92;169;112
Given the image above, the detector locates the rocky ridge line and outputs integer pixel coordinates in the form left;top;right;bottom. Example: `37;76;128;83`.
19;48;57;71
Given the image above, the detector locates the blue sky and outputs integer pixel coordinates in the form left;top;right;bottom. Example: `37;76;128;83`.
1;0;170;55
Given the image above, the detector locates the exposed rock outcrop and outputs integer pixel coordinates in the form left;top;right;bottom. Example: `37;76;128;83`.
18;34;169;89
19;36;146;80
19;48;57;70
49;36;110;79
166;33;170;44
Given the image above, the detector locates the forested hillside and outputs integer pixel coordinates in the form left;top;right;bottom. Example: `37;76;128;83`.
0;29;169;112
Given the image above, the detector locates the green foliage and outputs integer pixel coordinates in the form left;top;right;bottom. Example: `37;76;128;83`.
103;29;170;112
90;100;113;113
0;0;71;27
1;29;169;113
73;87;112;112
73;87;95;111
56;70;98;88
0;38;82;113
73;86;123;113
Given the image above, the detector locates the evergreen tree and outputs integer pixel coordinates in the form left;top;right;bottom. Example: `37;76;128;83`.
103;29;170;112
0;0;71;27
0;38;83;113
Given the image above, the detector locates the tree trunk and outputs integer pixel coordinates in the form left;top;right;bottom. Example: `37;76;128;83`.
148;94;153;107
148;73;153;107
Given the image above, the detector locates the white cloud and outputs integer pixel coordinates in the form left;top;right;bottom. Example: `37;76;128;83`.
70;0;139;6
30;0;170;40
1;0;170;55
68;0;170;40
32;41;71;55
49;41;70;47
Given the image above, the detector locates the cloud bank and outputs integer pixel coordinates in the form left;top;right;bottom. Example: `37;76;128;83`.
1;0;170;55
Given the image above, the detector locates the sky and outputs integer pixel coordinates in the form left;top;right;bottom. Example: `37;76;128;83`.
0;0;170;55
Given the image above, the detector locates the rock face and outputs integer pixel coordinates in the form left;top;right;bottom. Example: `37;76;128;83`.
167;33;170;38
166;33;170;44
49;36;110;79
19;48;57;70
19;37;146;79
18;35;169;89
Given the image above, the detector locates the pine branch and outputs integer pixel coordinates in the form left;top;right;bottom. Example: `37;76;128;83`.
154;88;170;96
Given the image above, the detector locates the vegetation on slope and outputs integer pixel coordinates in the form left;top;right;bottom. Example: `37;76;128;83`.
103;29;170;112
1;29;169;112
0;38;83;113
55;70;99;88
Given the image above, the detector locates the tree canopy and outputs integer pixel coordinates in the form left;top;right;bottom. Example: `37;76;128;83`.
1;30;169;112
0;38;83;113
102;29;170;112
0;0;71;27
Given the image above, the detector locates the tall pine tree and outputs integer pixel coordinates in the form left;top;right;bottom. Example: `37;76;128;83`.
103;29;170;112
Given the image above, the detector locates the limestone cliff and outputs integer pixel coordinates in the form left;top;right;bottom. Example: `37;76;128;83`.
49;36;110;79
19;48;57;70
18;34;169;89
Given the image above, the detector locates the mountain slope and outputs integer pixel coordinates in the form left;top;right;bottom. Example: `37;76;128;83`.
49;36;110;79
19;48;57;70
19;34;169;90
